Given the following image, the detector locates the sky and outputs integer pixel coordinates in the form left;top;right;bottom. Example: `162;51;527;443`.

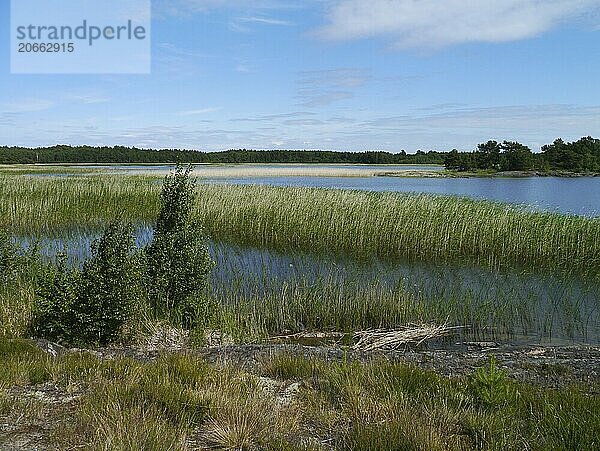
1;0;600;153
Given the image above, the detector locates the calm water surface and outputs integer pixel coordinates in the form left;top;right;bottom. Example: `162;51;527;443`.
29;164;600;216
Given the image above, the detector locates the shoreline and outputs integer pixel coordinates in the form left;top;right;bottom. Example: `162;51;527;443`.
377;170;600;178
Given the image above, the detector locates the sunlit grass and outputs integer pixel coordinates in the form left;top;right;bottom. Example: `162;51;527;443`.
1;339;598;450
195;184;600;270
1;175;599;272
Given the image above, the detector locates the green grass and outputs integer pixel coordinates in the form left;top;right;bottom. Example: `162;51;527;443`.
0;281;34;338
2;339;598;450
0;175;159;235
207;274;595;341
4;266;595;343
1;174;599;272
263;353;600;450
195;184;600;271
1;172;598;342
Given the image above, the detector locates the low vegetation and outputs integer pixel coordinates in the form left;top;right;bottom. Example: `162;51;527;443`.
0;166;599;448
195;185;600;271
1;166;213;347
1;339;599;450
31;223;142;345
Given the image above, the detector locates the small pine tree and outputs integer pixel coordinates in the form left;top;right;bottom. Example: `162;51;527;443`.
146;165;214;325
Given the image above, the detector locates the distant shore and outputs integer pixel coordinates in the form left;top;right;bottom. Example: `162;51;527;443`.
377;170;600;178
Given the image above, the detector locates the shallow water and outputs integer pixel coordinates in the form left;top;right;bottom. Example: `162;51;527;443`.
66;164;443;172
21;164;600;216
19;231;600;345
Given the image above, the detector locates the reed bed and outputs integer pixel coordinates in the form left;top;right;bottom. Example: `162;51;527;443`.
123;164;396;178
194;184;600;270
0;175;159;235
1;175;599;271
0;164;431;178
6;235;596;342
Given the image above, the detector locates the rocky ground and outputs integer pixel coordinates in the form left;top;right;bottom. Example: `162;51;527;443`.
2;337;599;450
36;336;600;389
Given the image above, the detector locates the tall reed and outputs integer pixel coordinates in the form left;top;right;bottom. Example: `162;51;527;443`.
194;184;600;270
1;175;599;270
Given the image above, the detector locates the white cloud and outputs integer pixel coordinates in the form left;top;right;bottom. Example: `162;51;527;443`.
296;68;371;107
67;94;111;105
156;0;299;16
1;99;54;113
237;16;292;25
179;107;222;116
317;0;600;48
235;63;251;72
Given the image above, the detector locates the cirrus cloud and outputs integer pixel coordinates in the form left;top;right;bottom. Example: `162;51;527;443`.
316;0;600;48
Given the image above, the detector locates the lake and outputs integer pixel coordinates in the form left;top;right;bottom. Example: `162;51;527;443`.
19;231;600;345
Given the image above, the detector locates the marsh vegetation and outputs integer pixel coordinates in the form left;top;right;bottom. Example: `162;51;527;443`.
1;167;599;449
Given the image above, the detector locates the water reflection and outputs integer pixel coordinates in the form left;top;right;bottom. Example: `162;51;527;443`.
16;230;600;344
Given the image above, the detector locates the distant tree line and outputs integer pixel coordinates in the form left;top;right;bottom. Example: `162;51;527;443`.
444;137;600;173
3;138;598;172
0;145;445;165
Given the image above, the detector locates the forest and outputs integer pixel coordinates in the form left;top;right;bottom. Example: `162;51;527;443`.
1;137;598;173
0;146;444;165
444;137;600;173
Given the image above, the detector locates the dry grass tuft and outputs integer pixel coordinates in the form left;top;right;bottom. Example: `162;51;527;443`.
353;324;462;351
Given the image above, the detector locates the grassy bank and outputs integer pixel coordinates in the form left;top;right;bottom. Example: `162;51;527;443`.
1;338;599;450
1;175;599;271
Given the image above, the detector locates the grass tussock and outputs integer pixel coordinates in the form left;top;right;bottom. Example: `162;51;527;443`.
1;339;599;450
263;353;600;450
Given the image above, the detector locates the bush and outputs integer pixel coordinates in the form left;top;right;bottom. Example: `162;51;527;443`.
0;231;40;284
146;165;214;326
31;165;214;343
75;222;142;344
32;222;141;345
31;255;79;343
0;230;19;283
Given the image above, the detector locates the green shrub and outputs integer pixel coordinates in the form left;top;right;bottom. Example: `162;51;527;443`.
32;222;141;345
146;165;214;326
0;230;43;287
0;230;19;283
469;356;513;408
75;222;142;344
30;255;80;343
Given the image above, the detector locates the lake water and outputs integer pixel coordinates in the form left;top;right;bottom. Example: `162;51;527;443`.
68;164;443;172
27;164;600;216
14;165;600;344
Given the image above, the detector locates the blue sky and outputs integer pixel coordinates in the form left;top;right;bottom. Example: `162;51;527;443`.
1;0;600;152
